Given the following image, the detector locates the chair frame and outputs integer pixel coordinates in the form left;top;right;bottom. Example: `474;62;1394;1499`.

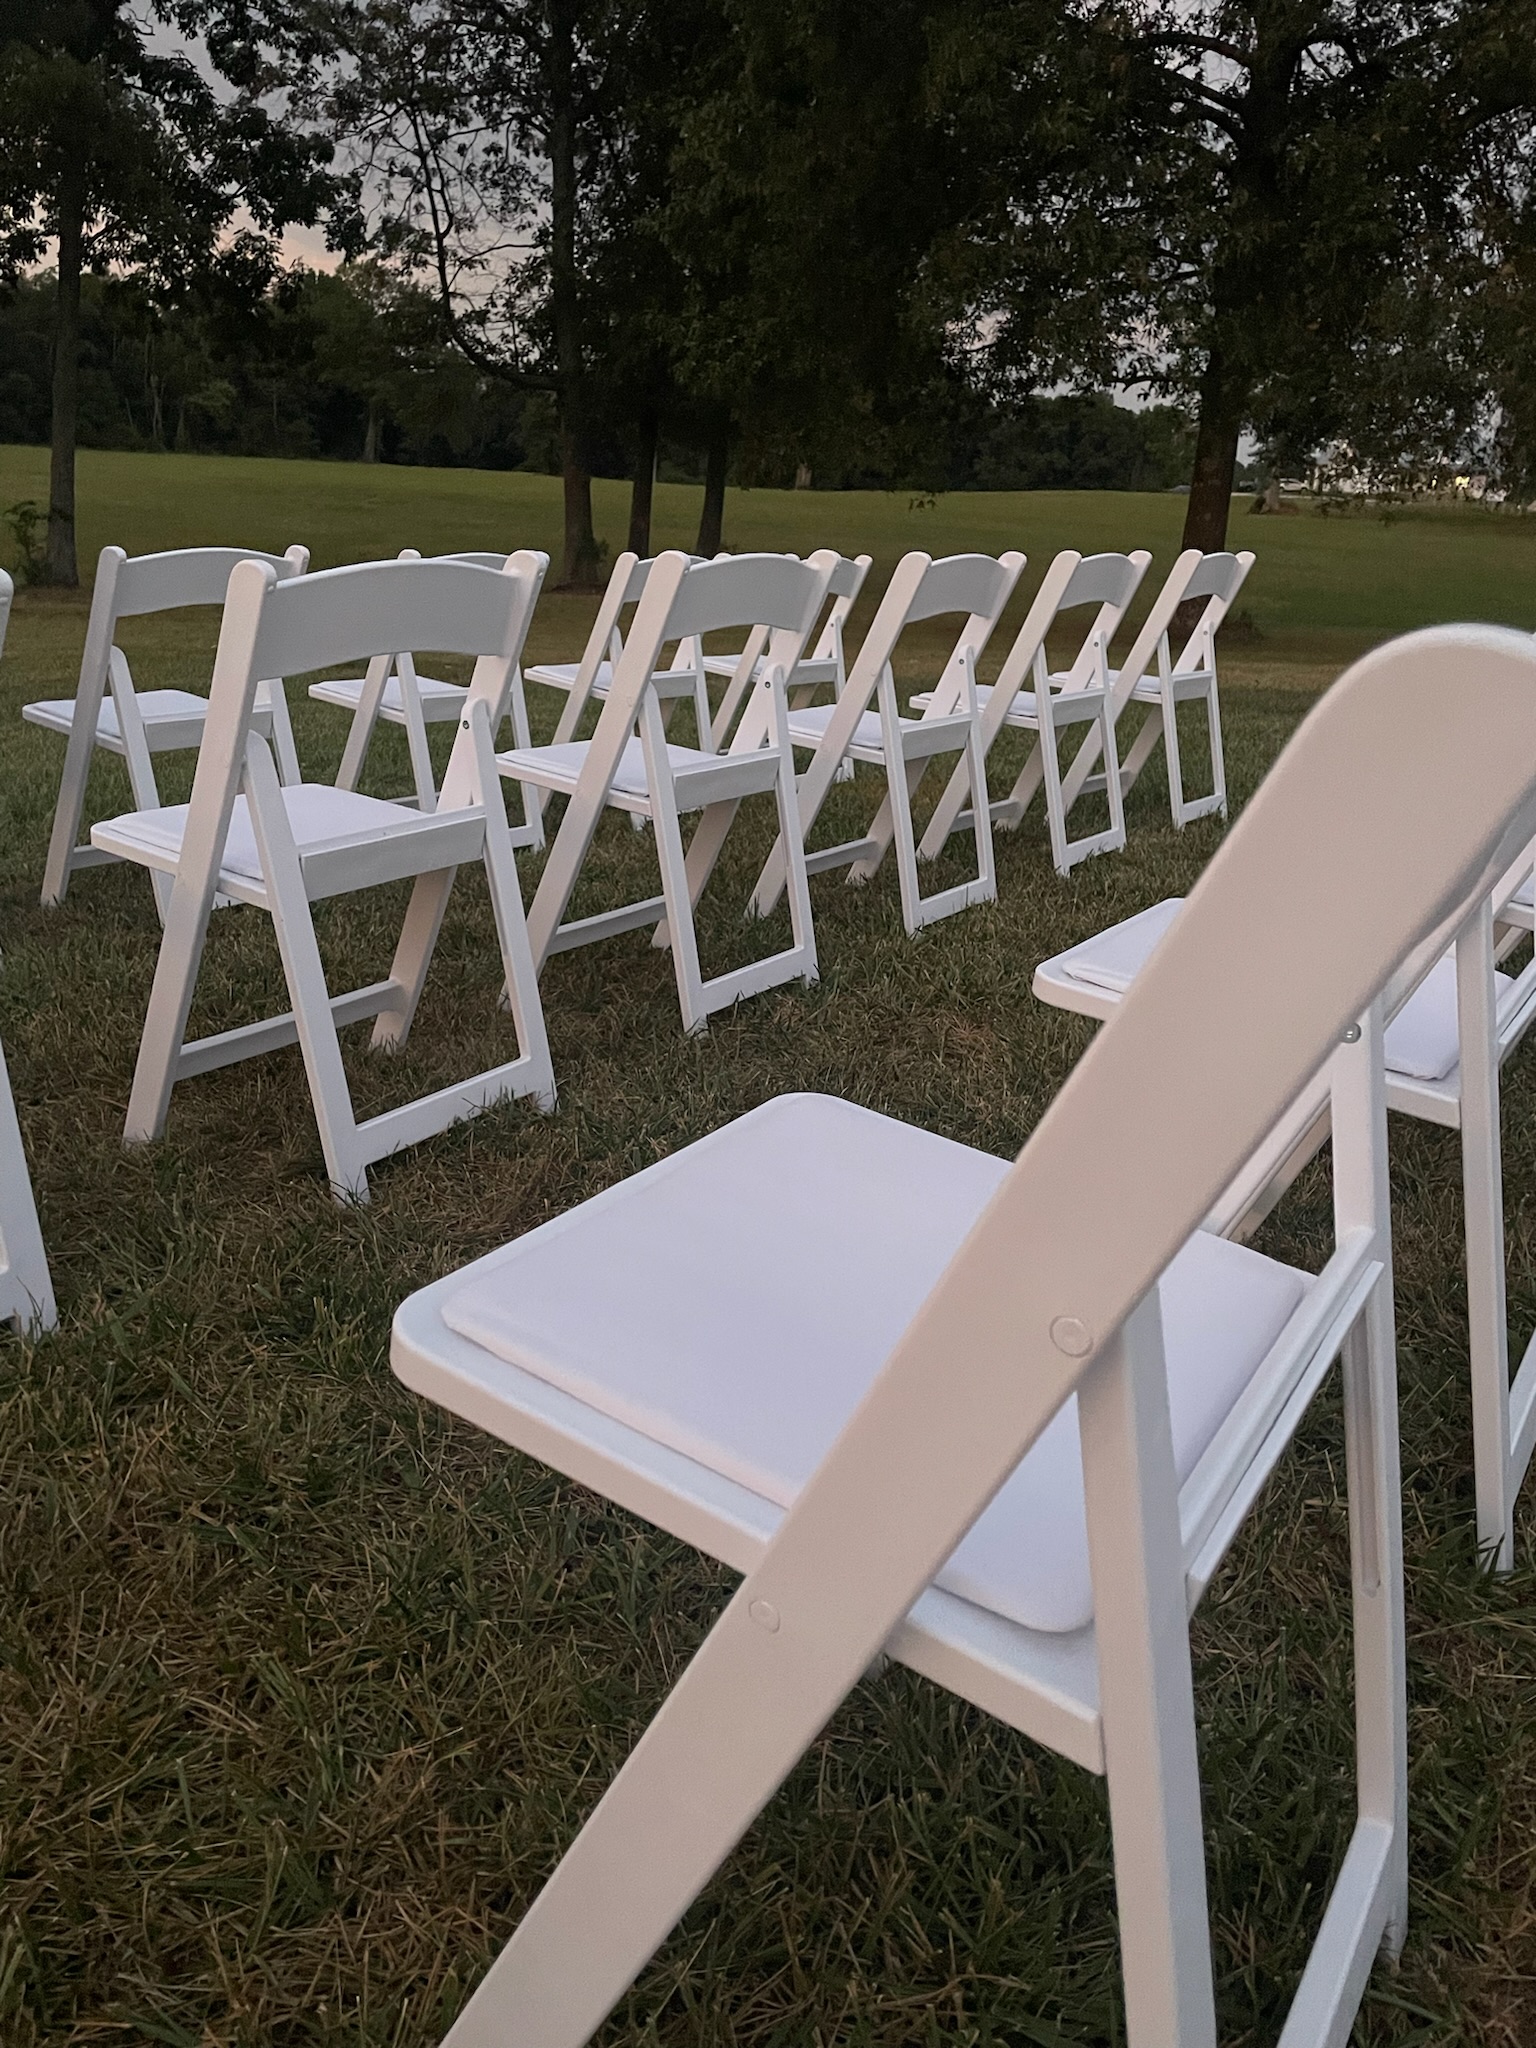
505;551;839;1034
391;625;1536;2048
704;551;873;752
745;550;1026;935
31;544;309;916
316;552;543;845
1059;549;1254;832
1035;855;1536;1574
914;548;1150;877
97;554;554;1201
0;1032;55;1335
527;551;714;751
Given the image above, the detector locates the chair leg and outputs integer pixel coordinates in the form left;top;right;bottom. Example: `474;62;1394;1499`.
882;751;927;937
336;655;392;794
261;678;303;786
1456;907;1516;1571
41;716;100;909
1205;681;1228;821
243;741;370;1199
1040;719;1073;876
371;868;457;1053
506;668;546;851
1162;689;1189;828
123;800;231;1147
1080;1300;1218;2048
0;1038;56;1335
963;709;997;906
470;703;555;1108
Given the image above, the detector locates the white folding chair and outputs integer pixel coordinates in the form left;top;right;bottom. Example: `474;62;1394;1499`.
526;551;714;750
1060;549;1255;832
26;544;310;915
0;1030;55;1336
911;549;1151;878
704;551;873;752
388;625;1536;2048
746;551;1025;936
0;566;12;663
92;554;554;1201
498;551;838;1036
1036;843;1536;1572
309;551;543;844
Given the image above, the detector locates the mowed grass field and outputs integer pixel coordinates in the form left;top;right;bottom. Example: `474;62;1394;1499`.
2;447;1536;2046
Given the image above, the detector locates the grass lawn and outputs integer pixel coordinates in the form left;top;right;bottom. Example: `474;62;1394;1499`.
2;447;1535;2045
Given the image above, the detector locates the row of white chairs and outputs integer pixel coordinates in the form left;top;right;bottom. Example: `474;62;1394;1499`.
6;542;1239;1201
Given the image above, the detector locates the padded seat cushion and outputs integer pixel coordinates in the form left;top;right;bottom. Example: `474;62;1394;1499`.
1045;898;1508;1082
309;672;467;712
496;737;716;797
441;1093;1308;1636
785;703;915;752
23;688;212;740
96;784;417;880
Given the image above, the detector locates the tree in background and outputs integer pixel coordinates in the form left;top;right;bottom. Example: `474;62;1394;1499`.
0;0;339;584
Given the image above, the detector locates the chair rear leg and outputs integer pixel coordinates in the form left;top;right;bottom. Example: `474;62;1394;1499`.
1163;692;1190;828
371;868;457;1053
1456;907;1517;1571
1205;682;1228;820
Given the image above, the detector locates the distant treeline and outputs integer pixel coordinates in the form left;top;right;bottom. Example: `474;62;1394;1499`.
0;269;1195;496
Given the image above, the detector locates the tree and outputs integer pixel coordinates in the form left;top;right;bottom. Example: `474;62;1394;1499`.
0;0;338;584
954;2;1536;553
279;0;724;585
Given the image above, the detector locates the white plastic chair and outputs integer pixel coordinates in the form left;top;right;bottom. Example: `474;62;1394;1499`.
91;554;554;1201
25;544;310;916
746;551;1026;935
498;551;838;1035
1060;549;1255;832
526;551;714;750
0;1030;55;1336
704;551;873;751
308;551;543;843
1036;846;1536;1572
911;549;1151;878
387;624;1536;2048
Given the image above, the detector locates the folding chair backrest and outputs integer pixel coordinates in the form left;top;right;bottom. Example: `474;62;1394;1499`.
1109;549;1254;700
188;554;548;868
838;550;1026;717
1169;548;1254;670
107;544;309;619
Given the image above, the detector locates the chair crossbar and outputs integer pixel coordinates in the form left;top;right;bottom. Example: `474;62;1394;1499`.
1179;1231;1381;1591
173;979;403;1080
544;895;669;954
354;1055;555;1167
804;836;882;875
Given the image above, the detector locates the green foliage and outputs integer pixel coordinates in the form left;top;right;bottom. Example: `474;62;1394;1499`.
2;496;45;583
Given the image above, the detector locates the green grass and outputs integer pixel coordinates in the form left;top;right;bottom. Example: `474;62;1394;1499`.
2;449;1536;2046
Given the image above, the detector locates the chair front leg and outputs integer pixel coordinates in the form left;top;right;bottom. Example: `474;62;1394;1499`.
1080;1299;1218;2048
469;701;555;1107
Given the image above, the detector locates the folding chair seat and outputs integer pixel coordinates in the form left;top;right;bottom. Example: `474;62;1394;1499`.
0;1030;55;1335
745;550;1025;936
703;551;872;753
907;549;1150;877
26;544;310;916
525;551;714;750
94;552;554;1201
309;552;542;842
1059;548;1255;833
1036;858;1536;1570
388;623;1536;2048
501;551;839;1035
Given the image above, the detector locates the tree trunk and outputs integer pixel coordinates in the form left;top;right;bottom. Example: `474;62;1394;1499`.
546;0;602;587
1180;348;1246;557
362;398;380;462
696;418;729;555
627;410;658;557
47;167;84;588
